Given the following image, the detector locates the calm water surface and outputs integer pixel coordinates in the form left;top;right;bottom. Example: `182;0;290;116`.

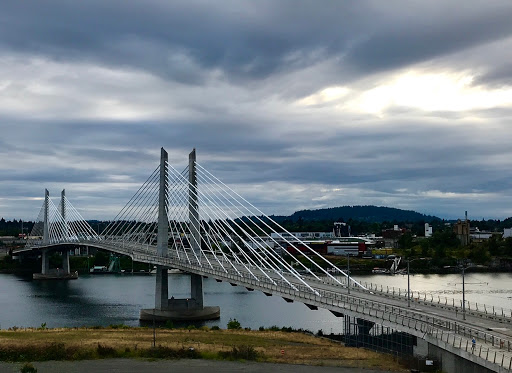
1;271;511;333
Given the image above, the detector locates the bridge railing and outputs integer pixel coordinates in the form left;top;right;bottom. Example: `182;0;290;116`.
315;274;512;324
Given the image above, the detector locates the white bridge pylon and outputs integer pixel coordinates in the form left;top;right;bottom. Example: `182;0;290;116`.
98;147;366;294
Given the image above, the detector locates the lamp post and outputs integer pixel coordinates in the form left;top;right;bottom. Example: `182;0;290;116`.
347;253;350;295
461;264;466;320
406;258;424;308
451;261;472;320
407;259;411;307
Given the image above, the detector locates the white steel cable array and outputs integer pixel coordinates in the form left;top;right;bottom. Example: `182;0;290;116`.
26;155;366;295
26;195;99;246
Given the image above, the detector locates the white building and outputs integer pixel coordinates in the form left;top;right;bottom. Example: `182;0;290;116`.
504;228;512;238
425;223;433;237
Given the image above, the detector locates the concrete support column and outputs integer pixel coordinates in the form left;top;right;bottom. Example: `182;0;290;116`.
62;250;70;274
155;148;169;310
41;249;50;275
155;266;168;309
189;149;203;308
191;273;204;308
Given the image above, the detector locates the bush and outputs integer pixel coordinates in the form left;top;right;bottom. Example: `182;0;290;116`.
258;326;265;331
96;344;117;358
227;318;241;330
164;320;174;329
211;326;220;330
218;345;258;361
20;363;37;373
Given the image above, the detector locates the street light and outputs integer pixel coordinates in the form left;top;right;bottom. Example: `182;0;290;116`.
347;253;350;295
459;262;471;320
407;259;411;307
447;260;473;320
406;258;425;308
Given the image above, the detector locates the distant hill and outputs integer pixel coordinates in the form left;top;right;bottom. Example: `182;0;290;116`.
272;206;441;223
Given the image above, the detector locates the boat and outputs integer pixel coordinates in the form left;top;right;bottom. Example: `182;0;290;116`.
372;256;402;275
90;254;121;274
90;265;109;274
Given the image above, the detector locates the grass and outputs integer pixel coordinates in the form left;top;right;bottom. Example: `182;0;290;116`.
0;327;407;371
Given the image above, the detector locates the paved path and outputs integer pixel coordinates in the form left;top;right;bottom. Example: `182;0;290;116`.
0;359;404;373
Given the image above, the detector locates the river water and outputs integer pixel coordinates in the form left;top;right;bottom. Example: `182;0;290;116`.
1;271;512;333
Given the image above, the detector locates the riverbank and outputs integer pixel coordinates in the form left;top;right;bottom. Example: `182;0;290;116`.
0;327;407;371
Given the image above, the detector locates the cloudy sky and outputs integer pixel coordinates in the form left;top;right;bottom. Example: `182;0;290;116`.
1;0;512;222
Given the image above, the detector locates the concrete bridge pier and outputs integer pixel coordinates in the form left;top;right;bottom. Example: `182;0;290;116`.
140;148;219;322
41;249;50;275
33;248;77;280
61;250;70;274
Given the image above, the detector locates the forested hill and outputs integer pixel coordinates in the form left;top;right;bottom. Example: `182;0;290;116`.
277;206;440;223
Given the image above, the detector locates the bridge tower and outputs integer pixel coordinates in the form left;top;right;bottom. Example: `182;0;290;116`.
189;148;204;309
60;189;70;275
41;189;50;274
140;148;219;322
155;147;169;310
34;189;76;280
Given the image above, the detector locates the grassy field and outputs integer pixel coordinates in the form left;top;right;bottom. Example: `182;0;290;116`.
0;326;407;371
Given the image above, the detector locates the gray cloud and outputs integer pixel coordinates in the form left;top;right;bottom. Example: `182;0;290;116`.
0;1;512;221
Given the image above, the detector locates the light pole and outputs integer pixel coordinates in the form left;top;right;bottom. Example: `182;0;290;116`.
407;259;411;307
406;258;424;308
461;264;466;320
347;253;350;295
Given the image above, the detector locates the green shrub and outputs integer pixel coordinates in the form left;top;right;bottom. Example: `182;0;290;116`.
227;318;241;330
211;325;220;330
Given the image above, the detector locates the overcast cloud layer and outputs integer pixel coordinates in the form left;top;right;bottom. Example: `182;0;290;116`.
1;0;512;222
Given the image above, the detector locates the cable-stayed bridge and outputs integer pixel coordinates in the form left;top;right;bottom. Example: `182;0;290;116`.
12;148;512;373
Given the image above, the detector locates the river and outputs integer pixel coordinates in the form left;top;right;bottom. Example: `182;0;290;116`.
1;271;512;333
